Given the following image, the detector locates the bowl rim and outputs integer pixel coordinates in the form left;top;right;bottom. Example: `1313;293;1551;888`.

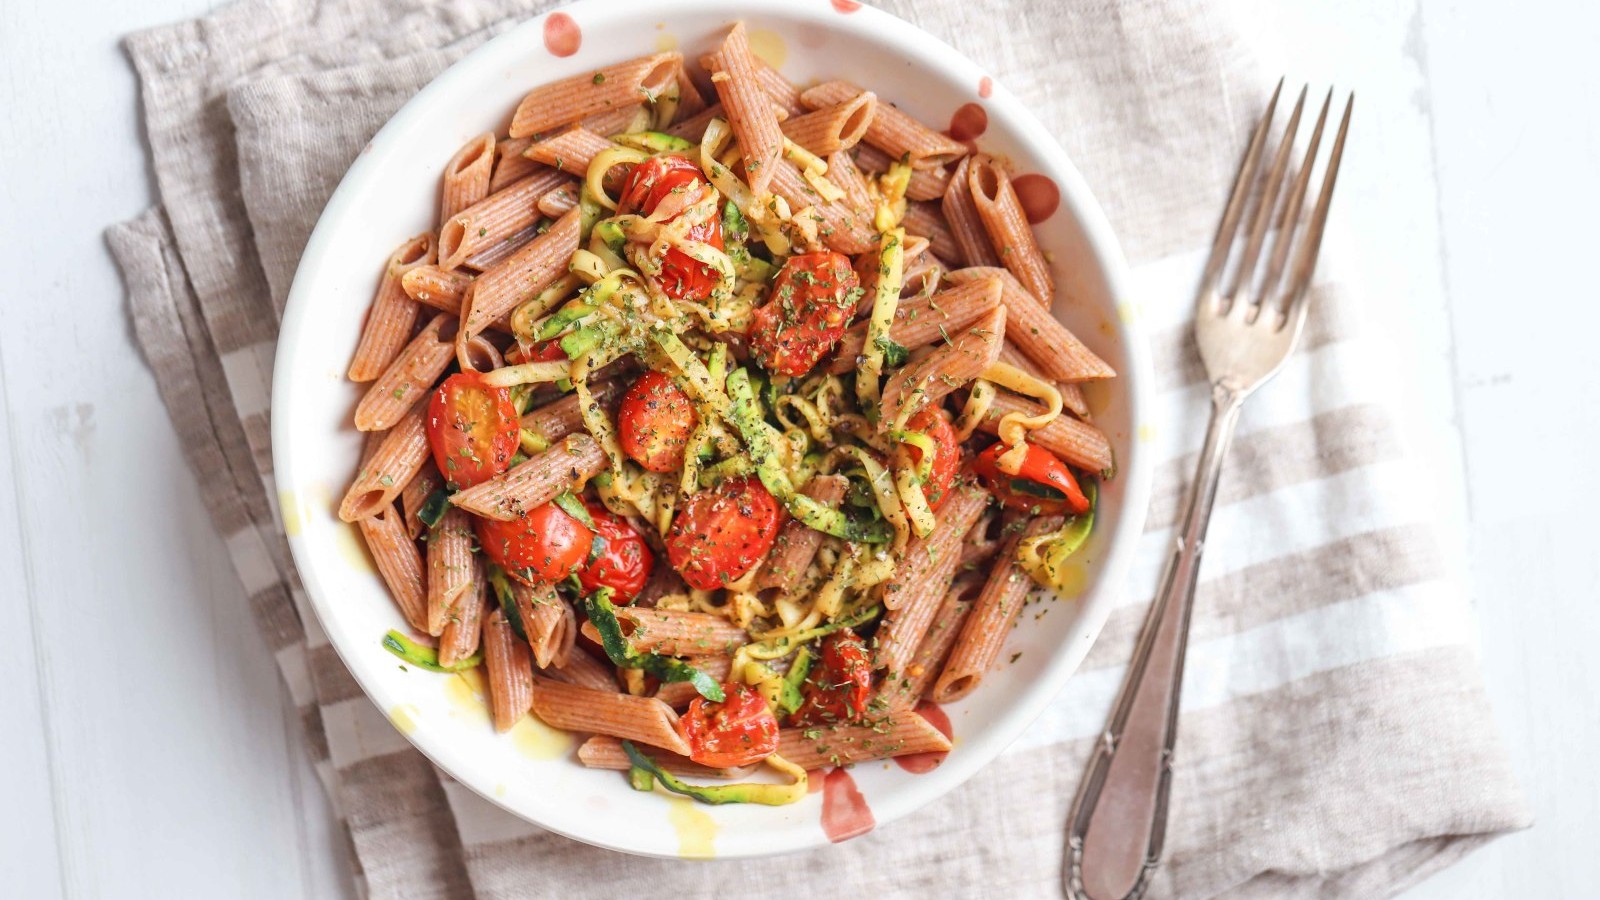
272;0;1155;859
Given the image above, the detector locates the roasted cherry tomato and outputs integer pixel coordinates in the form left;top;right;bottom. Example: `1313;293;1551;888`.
680;682;780;767
666;475;783;590
903;407;961;510
475;502;593;582
972;442;1090;515
575;500;655;603
617;155;724;301
793;628;874;725
617;370;698;474
747;251;862;377
426;372;519;489
521;339;569;363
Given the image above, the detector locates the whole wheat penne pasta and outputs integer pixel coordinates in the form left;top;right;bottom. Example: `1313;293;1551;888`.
932;515;1064;703
509;52;681;138
491;136;539;193
665;103;725;142
947;266;1115;382
358;428;385;471
651;656;733;710
348;233;433;381
672;63;710;119
464;222;541;271
756;475;848;590
529;677;691;755
520;379;622;446
637;565;690;608
401;265;473;314
581;103;653;138
801;80;967;170
766;158;877;255
439;168;568;271
354;314;457;431
538;183;580;218
966;155;1053;305
777;710;952;770
438;562;487;668
902;200;963;263
854;143;953;201
339;407;429;522
511;580;575;669
955;507;1002;571
547;647;619;692
460;334;504;372
995;341;1092;418
579;735;756;779
458;206;582;363
748;56;803;115
976;389;1116;474
483;609;534;732
902;250;949;298
524;126;614;176
875;485;989;671
441;132;496;221
705;24;785;196
450;432;604;521
942;157;1003;268
357;502;428;633
881;574;980;708
579;608;747;658
826;150;873;213
400;460;442;539
828;276;1002;374
879;305;1006;433
780;93;876;156
426;507;476;636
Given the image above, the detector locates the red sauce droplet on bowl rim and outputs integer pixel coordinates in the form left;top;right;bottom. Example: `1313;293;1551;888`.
832;0;863;12
893;702;953;774
978;76;994;99
820;767;875;842
1012;173;1061;224
947;102;988;143
543;13;581;57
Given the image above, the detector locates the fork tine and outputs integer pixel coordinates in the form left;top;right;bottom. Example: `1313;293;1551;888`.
1258;89;1332;308
1281;93;1352;319
1198;78;1283;304
1225;85;1307;307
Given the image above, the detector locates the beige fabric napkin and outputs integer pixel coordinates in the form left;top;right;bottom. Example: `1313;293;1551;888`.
107;0;1530;897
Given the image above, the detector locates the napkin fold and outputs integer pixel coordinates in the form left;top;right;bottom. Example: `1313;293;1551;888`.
108;0;1530;897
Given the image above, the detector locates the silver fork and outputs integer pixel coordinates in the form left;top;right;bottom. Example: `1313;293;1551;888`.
1062;81;1353;900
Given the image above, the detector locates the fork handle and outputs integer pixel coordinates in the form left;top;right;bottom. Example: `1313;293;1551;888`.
1064;382;1246;900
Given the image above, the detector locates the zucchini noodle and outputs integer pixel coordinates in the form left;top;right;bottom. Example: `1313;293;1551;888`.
585;146;652;211
980;361;1065;473
953;379;997;441
855;228;906;420
846;445;910;554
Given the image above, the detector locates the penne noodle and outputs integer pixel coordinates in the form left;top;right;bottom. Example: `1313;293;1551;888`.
750;57;804;115
800;80;968;170
777;710;953;770
483;609;534;732
827;275;1003;374
356;502;428;633
942;156;1003;267
511;580;576;670
490;136;539;193
339;407;429;522
426;507;476;636
665;103;725;142
879;305;1007;432
581;103;654;139
780;93;876;156
440;132;496;221
438;561;488;668
354;314;457;431
933;515;1064;703
450;432;605;521
976;389;1116;474
579;608;747;658
637;565;690;608
756;475;848;590
826;150;874;214
358;428;385;471
457;206;582;365
947;267;1116;383
966;154;1054;305
400;265;473;314
520;378;623;447
875;486;990;673
509;52;681;139
672;63;710;119
524;125;615;176
577;736;753;779
881;575;979;709
438;169;569;271
705;24;786;197
855;143;952;201
399;460;441;540
347;233;433;381
766;157;877;255
652;656;733;710
529;676;691;756
547;646;619;692
902;200;963;263
537;182;580;218
995;341;1092;418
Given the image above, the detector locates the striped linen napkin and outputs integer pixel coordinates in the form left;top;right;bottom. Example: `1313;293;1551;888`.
107;0;1530;896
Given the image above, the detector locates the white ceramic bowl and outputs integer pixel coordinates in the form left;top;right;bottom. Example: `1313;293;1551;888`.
273;0;1153;860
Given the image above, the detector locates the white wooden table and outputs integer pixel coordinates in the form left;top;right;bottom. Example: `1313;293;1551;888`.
2;0;1594;896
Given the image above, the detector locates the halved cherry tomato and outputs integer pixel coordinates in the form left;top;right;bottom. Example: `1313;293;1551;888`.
575;500;655;603
426;372;519;489
521;339;568;363
617;370;698;473
747;252;862;377
903;407;960;510
666;475;783;590
972;442;1090;515
793;628;874;726
475;502;593;582
617;155;723;302
680;682;780;767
